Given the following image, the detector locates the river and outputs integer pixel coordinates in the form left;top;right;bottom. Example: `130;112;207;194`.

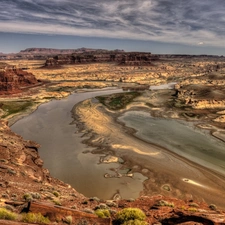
118;111;225;176
11;83;225;200
11;88;147;200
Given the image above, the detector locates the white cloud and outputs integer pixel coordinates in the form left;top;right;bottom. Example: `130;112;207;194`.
0;0;225;48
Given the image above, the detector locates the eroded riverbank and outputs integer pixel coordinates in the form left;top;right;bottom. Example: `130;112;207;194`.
10;88;148;200
10;84;225;208
72;90;225;209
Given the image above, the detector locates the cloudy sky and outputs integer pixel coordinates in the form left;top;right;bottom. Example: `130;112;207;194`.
0;0;225;54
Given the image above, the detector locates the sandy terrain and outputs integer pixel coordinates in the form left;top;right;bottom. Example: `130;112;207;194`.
73;92;225;209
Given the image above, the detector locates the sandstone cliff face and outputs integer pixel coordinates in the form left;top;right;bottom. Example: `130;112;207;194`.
44;52;152;67
0;68;38;94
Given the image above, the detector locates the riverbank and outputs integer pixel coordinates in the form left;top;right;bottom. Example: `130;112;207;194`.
72;91;225;209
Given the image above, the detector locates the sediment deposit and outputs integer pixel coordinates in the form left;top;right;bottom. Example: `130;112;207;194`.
1;53;225;223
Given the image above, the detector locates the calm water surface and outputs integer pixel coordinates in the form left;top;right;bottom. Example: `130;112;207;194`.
11;88;146;200
119;111;225;175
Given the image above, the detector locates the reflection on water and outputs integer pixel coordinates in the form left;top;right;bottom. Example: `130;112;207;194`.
119;111;225;175
11;89;146;200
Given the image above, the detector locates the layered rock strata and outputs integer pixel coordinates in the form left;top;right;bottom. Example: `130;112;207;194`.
0;68;38;94
44;52;152;67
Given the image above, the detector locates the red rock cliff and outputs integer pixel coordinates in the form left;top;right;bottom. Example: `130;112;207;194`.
0;67;38;94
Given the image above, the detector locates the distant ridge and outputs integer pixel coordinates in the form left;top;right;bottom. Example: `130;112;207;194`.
0;48;125;60
19;47;125;55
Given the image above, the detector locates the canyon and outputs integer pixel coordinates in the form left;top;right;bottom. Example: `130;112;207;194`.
0;50;225;224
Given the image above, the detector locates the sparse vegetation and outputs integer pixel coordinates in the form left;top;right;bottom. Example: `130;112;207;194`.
0;101;33;118
23;193;33;202
96;92;141;110
21;212;50;224
121;219;148;225
95;203;109;210
115;208;146;225
156;200;174;207
188;207;198;212
30;192;41;199
53;191;60;197
209;204;217;211
52;199;62;206
0;208;17;220
189;203;199;208
89;196;100;202
95;209;110;218
64;215;73;224
82;208;95;214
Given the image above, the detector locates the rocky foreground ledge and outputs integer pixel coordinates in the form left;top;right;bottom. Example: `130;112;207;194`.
0;120;225;224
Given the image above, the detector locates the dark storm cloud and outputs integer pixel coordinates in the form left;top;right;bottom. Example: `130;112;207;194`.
0;0;225;46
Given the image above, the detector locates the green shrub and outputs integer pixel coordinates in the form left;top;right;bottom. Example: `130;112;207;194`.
188;207;198;212
189;203;199;208
53;191;60;197
64;215;73;224
95;209;110;218
30;192;41;199
52;199;61;206
122;219;148;225
23;193;33;202
95;203;109;210
4;205;15;212
21;212;50;224
156;200;174;207
209;204;217;211
0;208;17;220
115;208;146;224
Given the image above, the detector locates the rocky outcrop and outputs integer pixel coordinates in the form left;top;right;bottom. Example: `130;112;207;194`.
0;68;38;94
44;52;152;67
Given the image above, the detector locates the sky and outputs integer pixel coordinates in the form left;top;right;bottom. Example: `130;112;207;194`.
0;0;225;55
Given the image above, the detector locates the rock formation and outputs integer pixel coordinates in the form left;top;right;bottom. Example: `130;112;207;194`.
0;67;39;94
0;48;124;60
44;52;152;67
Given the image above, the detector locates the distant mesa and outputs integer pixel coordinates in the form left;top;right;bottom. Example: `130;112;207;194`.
0;47;125;60
19;47;124;54
44;51;153;67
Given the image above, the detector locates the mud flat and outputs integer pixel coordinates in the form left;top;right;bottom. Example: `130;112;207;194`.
10;88;147;200
73;97;225;209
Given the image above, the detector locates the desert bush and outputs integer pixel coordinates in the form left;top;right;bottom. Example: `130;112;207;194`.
95;209;110;218
53;191;60;197
95;203;109;210
89;196;100;202
122;219;148;225
115;208;146;224
82;208;95;214
0;208;17;220
189;203;199;208
64;215;73;224
21;212;50;224
209;204;217;211
188;207;198;212
106;200;117;207
52;199;61;206
156;200;174;207
30;192;41;199
4;205;15;212
1;193;9;199
23;193;33;202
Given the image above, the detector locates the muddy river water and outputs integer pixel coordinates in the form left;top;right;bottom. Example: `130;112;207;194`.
11;88;146;200
11;84;225;200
